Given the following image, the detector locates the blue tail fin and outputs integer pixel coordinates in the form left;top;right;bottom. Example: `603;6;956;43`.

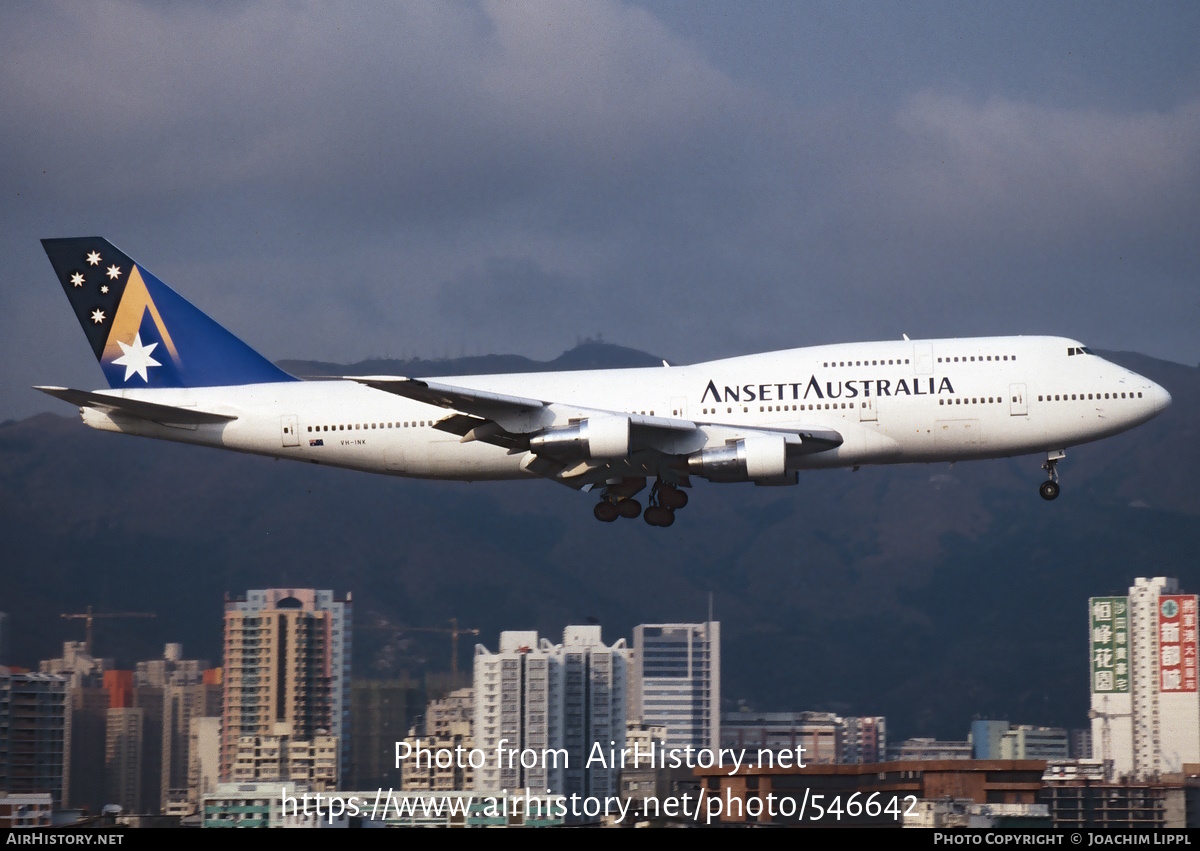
42;238;296;389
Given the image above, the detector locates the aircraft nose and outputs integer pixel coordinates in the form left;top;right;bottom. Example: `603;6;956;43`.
1149;380;1172;413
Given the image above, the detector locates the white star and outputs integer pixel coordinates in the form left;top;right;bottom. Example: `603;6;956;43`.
70;272;85;287
106;264;121;280
100;285;109;294
90;309;106;324
86;251;101;266
112;332;161;383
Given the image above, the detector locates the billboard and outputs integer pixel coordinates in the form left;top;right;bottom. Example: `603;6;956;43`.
1090;597;1130;694
1158;595;1198;693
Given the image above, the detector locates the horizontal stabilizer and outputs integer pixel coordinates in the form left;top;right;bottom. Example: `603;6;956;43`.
34;386;237;425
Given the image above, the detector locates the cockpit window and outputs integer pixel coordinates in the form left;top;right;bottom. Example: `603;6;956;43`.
1067;346;1095;356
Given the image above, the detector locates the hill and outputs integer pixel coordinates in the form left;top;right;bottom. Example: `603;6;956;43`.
1;343;1196;740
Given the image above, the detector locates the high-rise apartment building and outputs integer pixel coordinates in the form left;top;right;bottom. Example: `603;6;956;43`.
349;677;422;790
0;668;70;807
221;589;351;784
105;706;144;811
473;626;627;798
400;687;475;793
160;666;221;812
1090;577;1200;778
187;716;221;808
39;642;108;811
631;622;719;751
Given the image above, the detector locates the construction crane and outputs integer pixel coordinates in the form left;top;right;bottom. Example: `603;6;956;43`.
1088;696;1131;781
61;606;156;655
359;618;480;677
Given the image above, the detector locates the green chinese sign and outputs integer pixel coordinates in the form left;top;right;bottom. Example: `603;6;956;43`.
1090;596;1130;694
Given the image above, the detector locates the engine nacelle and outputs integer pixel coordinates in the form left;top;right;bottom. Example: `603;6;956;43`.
529;415;631;460
687;434;788;482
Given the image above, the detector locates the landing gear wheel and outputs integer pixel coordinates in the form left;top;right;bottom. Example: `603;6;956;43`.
594;501;619;522
616;498;642;519
659;487;688;510
644;506;675;527
1039;451;1064;501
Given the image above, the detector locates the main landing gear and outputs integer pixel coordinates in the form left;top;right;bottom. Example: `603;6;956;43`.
643;480;688;527
593;477;645;523
1039;450;1065;501
592;478;689;527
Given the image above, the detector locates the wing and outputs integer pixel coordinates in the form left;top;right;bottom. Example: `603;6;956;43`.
34;386;237;425
351;376;549;433
349;375;842;487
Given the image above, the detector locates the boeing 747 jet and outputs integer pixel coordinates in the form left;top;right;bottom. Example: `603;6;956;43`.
37;238;1171;527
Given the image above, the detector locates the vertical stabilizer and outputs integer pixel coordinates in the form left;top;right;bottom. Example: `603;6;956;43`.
42;238;296;389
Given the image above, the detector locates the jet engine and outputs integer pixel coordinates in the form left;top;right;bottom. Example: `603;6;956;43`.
529;415;631;460
687;434;788;482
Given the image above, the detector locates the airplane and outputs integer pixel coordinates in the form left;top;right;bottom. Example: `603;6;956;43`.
36;237;1172;527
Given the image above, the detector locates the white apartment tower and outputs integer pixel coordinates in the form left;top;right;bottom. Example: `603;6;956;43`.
631;622;720;751
1090;577;1200;779
473;627;626;798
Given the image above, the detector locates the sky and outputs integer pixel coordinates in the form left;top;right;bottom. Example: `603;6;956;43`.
3;1;1198;420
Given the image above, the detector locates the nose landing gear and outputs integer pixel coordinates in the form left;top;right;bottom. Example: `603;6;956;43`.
1039;450;1064;501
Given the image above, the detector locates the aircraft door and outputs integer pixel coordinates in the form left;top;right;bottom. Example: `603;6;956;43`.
859;397;877;422
914;342;934;374
670;396;688;419
1009;384;1028;416
281;415;300;446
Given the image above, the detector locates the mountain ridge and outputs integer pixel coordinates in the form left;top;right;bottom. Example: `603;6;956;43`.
1;343;1195;741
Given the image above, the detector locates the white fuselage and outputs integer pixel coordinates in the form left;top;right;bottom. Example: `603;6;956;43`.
76;336;1171;483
